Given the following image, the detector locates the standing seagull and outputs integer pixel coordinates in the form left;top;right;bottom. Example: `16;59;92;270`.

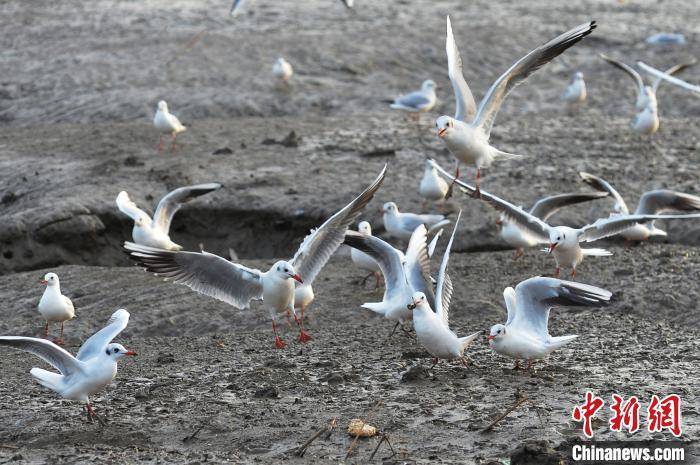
408;212;481;366
496;191;609;260
38;272;76;345
116;183;222;251
350;221;383;288
580;172;700;242
637;62;700;96
433;162;700;278
272;58;294;83
126;166;386;349
382;201;450;241
488;277;611;370
599;55;695;134
389;80;438;121
560;72;587;104
0;309;135;424
344;223;436;332
153;100;186;152
419;159;450;205
436;17;596;197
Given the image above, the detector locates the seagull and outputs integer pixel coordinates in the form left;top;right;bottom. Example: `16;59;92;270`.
389;80;437;121
116;183;222;251
599;55;696;134
408;212;480;366
580;172;700;242
272;58;294;83
433;162;700;278
38;272;76;345
419;159;450;205
350;221;383;288
560;72;587;104
382;202;450;241
637;62;700;96
153;100;186;152
126;166;386;349
488;277;611;370
436;17;596;197
0;309;135;424
231;0;352;16
344;223;437;332
496;191;609;260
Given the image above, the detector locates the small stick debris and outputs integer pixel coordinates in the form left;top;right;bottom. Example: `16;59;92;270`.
0;444;19;450
182;422;207;443
481;391;528;432
295;417;337;457
368;433;396;461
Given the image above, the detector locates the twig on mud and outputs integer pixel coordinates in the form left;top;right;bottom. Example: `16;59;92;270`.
481;392;528;433
0;444;18;449
295;417;337;457
166;29;207;66
182;422;208;443
368;433;396;461
345;400;382;459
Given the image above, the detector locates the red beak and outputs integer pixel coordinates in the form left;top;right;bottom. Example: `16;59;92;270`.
438;128;447;137
495;218;502;226
125;350;137;356
291;274;303;284
39;280;47;285
487;335;496;341
548;243;557;254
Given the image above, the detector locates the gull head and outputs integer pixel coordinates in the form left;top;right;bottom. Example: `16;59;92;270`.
435;115;455;138
548;226;576;253
381;202;398;215
421;80;437;92
407;291;428;311
105;343;137;359
574;71;584;81
488;324;506;343
157;100;168;112
41;272;59;286
425;158;438;171
134;217;147;227
643;86;657;107
272;260;303;283
358;221;372;236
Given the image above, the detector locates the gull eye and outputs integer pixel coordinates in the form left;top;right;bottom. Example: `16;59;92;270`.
113;347;119;353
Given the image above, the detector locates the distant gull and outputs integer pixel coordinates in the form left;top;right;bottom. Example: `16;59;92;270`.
153;100;186;152
273;57;294;83
382;201;450;241
38;272;76;345
560;72;587;104
436;16;596;197
126;166;386;349
488;277;611;370
350;221;383;288
646;33;686;46
0;309;135;424
389;80;437;120
116;183;222;251
419;159;450;205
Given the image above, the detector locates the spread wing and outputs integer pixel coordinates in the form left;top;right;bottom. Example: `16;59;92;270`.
634;190;700;216
116;191;152;224
153;183;222;234
76;309;130;362
446;16;477;122
0;336;82;376
344;231;407;303
125;242;263;309
599;54;645;99
474;21;596;136
434;211;461;327
578;213;700;242
579;172;630;214
291;165;386;286
638;62;700;95
503;286;517;326
404;225;435;309
230;0;247;16
433;161;551;242
529;192;609;222
652;60;697;92
511;277;611;339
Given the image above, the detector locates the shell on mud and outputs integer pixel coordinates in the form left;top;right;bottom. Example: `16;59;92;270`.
347;419;377;437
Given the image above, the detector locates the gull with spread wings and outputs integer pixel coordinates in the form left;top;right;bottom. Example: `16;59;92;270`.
126;166;386;349
436;17;596;197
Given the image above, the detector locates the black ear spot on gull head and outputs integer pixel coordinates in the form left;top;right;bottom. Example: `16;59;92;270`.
105;348;110;356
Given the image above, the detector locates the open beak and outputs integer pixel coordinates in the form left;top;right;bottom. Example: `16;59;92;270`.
495;218;502;226
548;243;557;254
438;128;447;137
407;302;417;310
39;279;47;285
291;274;303;284
125;350;137;356
487;335;496;341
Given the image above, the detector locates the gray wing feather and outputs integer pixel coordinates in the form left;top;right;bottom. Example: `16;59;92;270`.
600;54;645;97
652;60;697;92
0;337;82;376
634;190;700;216
291;165;386;285
404;225;435;309
434;211;461;327
578;213;700;242
344;231;406;302
579;172;630;214
446;16;477;122
153;183;222;234
474;21;596;136
638;62;700;95
125;242;263;309
503;287;517;326
529;192;609;222
76;309;130;362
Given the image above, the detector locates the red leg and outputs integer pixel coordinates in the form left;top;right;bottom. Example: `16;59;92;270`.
285;309;293;328
527;359;534;371
445;162;460;199
554;267;560;278
513;359;521;370
472;168;481;199
170;133;177;152
570;268;576;280
157;135;164;152
295;310;312;343
53;322;65;345
272;321;286;349
432;357;439;366
460;357;469;367
513;248;524;260
43;321;49;338
375;272;382;289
